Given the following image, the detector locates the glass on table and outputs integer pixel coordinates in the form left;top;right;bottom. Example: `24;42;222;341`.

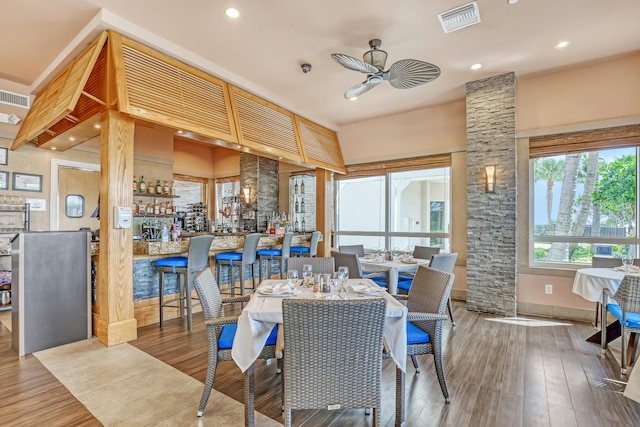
302;264;313;287
337;266;349;292
622;257;633;273
287;270;299;286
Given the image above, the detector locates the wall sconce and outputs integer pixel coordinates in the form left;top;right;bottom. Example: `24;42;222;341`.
485;165;496;193
242;187;251;203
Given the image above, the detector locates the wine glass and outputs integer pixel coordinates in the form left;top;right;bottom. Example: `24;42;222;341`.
286;270;299;286
337;266;349;292
622;256;633;273
302;264;313;287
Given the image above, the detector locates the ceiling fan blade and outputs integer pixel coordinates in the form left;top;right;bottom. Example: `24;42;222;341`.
344;80;380;100
388;59;441;89
331;53;379;74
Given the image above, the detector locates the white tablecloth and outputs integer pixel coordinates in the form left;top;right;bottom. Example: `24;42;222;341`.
232;279;407;373
572;268;625;302
359;258;429;294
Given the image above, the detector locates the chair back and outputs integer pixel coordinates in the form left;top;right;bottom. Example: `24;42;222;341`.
413;245;441;260
193;268;224;320
281;232;294;258
429;253;458;274
188;235;215;273
286;256;335;275
282;298;386;410
613;275;640;315
592;256;622;268
330;250;363;278
407;266;454;335
308;231;322;257
339;244;365;257
241;233;262;264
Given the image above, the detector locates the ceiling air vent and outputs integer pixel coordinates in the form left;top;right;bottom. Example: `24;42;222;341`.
438;1;481;34
0;89;31;109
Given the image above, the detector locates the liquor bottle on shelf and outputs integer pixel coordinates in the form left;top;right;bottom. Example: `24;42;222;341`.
300;179;305;194
300;199;305;213
295;218;299;232
133;176;138;192
154;199;160;215
295;198;299;213
294;181;299;194
163;180;169;196
132;200;137;214
301;217;306;232
139;176;146;193
156;179;162;195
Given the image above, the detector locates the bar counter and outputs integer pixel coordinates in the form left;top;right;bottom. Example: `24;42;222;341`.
91;232;315;328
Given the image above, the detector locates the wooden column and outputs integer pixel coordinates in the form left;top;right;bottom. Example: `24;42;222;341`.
96;109;137;346
315;168;332;257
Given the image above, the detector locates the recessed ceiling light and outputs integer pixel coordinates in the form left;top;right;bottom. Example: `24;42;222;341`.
470;63;483;70
69;137;75;142
93;124;100;129
507;0;519;4
51;147;57;151
177;130;183;134
554;40;571;49
225;8;240;18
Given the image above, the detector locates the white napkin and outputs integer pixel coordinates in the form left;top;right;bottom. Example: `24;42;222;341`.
400;257;417;264
324;294;341;300
347;281;380;294
614;265;640;273
260;282;295;294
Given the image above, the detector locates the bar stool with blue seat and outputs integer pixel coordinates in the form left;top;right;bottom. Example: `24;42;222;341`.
290;230;321;257
157;234;214;331
215;232;261;296
257;231;293;283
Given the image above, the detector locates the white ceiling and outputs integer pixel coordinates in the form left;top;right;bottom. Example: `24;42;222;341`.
2;0;639;131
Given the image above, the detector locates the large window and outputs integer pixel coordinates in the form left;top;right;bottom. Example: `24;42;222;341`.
335;166;451;253
530;146;638;267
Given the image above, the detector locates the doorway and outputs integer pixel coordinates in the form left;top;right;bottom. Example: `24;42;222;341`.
50;159;100;231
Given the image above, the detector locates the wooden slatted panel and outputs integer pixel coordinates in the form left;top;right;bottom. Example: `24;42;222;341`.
529;124;640;158
119;41;236;143
37;44;109;147
230;86;303;161
12;32;107;150
335;153;452;179
295;116;346;174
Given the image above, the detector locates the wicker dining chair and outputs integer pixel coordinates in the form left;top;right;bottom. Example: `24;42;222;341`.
286;256;335;276
338;245;388;287
339;244;366;257
192;267;278;418
281;298;387;427
396;246;442;288
393;265;454;402
591;256;623;328
602;274;640;374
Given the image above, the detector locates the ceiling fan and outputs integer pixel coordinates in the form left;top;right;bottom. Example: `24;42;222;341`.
331;39;441;100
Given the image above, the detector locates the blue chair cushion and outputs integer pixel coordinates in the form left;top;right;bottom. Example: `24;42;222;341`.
290;246;310;253
216;252;242;262
372;279;388;289
406;321;430;344
607;303;640;328
218;323;278;349
156;256;188;273
397;279;413;292
257;249;282;257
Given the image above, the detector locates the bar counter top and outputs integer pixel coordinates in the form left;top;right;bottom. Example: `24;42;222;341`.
91;232;314;257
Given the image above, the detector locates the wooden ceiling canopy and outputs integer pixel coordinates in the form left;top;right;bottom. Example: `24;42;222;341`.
11;30;346;174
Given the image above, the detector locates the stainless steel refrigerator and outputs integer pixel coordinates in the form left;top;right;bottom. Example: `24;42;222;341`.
11;231;91;356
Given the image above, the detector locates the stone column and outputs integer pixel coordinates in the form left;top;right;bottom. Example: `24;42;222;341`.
465;72;517;316
240;153;279;231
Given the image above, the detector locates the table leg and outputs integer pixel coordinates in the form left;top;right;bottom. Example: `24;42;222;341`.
388;269;399;295
395;366;405;427
244;364;255;427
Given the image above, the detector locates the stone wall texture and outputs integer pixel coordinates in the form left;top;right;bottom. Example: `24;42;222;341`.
465;72;517;316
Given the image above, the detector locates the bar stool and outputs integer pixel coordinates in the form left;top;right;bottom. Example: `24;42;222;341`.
257;232;293;283
215;233;261;296
157;234;214;331
290;231;321;257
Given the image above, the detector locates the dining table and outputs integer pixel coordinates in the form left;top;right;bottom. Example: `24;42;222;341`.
232;278;409;426
359;257;430;294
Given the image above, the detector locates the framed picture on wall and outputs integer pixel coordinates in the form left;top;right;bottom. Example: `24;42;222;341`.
0;148;7;166
13;172;42;192
0;171;7;190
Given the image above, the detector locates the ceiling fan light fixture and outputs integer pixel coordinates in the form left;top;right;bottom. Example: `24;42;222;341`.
363;48;387;69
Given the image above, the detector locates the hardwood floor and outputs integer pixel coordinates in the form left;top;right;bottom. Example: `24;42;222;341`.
2;301;640;426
